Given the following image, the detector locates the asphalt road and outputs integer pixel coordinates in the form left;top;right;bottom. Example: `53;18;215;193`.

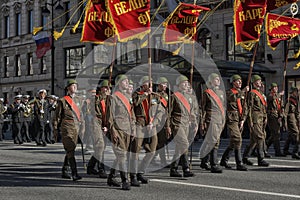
0;139;300;200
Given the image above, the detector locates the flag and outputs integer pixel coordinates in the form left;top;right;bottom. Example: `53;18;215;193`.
106;0;150;42
162;3;210;44
266;13;300;50
81;0;116;44
267;0;298;11
32;31;52;58
234;0;267;51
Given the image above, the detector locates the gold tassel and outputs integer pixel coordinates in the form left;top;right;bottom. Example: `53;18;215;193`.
53;29;65;40
71;19;81;34
293;61;300;70
294;48;300;58
172;46;182;55
141;40;148;48
240;42;255;51
33;27;43;35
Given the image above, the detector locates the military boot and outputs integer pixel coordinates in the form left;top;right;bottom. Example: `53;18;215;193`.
183;168;194;177
69;157;82;181
234;149;247;171
130;173;140;187
107;168;120;187
137;173;149;184
210;149;222;173
87;156;99;175
61;155;71;179
98;162;108;178
120;171;131;190
220;147;233;169
170;168;182;177
200;155;211;170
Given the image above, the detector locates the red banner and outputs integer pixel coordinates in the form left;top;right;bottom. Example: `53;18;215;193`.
81;0;116;44
266;13;300;50
106;0;150;42
234;0;267;50
267;0;298;11
162;3;210;44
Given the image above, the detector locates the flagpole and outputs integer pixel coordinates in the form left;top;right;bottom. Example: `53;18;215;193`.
109;38;117;86
246;42;259;87
282;40;291;98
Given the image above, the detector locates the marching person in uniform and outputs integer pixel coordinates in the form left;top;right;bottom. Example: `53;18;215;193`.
169;75;197;177
130;75;162;184
283;87;300;159
106;74;135;190
220;74;248;171
266;83;285;157
0;98;7;141
242;75;269;166
10;95;24;144
199;73;225;173
22;95;33;142
54;79;85;181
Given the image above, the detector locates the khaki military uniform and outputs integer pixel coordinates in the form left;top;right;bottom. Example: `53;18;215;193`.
284;96;300;156
266;92;283;155
170;90;198;171
243;88;267;163
199;87;225;167
54;95;85;158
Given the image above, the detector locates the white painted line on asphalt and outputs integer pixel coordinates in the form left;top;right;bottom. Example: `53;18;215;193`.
151;179;300;199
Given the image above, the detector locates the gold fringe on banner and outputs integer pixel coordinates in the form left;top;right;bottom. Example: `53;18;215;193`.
53;29;65;40
33;27;43;35
294;48;300;58
293;61;300;70
172;45;182;55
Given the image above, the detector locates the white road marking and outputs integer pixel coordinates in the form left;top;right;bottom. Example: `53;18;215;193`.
151;179;300;199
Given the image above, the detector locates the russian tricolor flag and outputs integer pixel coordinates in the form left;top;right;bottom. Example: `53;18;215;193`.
32;31;52;58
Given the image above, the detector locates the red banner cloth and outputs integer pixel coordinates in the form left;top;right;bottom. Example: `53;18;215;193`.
106;0;150;42
163;3;210;44
266;13;300;49
234;0;267;50
81;0;116;44
267;0;298;11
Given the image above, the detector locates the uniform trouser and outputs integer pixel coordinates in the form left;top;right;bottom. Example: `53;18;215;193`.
36;120;46;143
0;123;4;140
22;121;31;141
45;122;54;142
12;122;22;143
155;129;168;165
91;122;105;163
222;121;242;163
130;125;157;174
170;124;190;170
266;116;281;154
243;122;265;161
286;121;299;154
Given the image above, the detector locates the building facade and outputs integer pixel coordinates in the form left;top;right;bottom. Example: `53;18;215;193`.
0;0;300;103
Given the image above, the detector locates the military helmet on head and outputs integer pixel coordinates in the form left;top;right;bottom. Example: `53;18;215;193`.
65;79;78;89
230;74;241;83
156;77;168;85
176;75;189;85
269;82;278;90
128;79;134;85
208;73;219;82
139;75;152;86
115;74;128;85
99;80;110;88
290;86;298;94
251;75;261;83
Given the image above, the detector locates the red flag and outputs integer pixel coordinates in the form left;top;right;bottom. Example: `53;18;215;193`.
162;3;210;44
81;0;116;44
267;0;298;11
234;0;267;51
106;0;150;42
266;13;300;50
32;31;52;58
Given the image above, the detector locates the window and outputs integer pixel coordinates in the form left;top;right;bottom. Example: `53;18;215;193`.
4;16;10;38
40;57;47;74
15;13;21;36
117;41;141;65
65;47;86;77
3;56;9;78
28;10;34;34
15;55;21;77
287;36;300;59
64;2;70;25
198;28;212;57
287;77;300;94
226;24;265;62
27;53;33;75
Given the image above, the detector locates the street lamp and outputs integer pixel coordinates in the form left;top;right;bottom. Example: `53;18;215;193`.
42;0;64;95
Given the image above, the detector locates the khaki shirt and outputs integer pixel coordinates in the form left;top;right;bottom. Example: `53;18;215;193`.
226;88;248;123
248;88;267;125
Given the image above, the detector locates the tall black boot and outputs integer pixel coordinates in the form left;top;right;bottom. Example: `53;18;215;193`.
234;149;247;171
69;157;82;181
220;147;233;169
130;173;140;187
274;140;285;157
107;168;120;187
62;155;71;179
87;156;99;175
200;155;210;170
98;162;108;178
120;171;131;190
242;145;254;165
210;149;222;173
